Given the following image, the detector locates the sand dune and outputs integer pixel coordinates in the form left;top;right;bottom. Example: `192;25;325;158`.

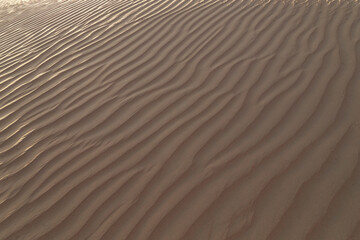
0;0;360;239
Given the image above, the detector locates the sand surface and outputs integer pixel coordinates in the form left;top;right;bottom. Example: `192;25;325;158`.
1;0;360;239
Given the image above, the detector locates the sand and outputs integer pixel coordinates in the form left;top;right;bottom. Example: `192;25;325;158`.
0;0;360;239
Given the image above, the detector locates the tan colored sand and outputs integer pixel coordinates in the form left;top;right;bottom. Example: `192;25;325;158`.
0;0;360;239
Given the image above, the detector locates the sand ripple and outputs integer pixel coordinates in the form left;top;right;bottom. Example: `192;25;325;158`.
0;0;360;239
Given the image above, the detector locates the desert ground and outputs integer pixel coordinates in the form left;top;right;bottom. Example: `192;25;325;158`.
0;0;360;239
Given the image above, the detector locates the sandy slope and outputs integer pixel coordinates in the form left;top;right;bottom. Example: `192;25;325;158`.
0;0;360;239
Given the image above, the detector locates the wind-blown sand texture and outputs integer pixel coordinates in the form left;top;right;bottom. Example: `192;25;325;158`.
1;0;360;239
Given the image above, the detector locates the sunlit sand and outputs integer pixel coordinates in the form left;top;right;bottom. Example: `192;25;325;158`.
0;0;360;239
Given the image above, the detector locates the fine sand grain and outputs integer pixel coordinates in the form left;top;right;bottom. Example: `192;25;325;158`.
0;0;360;239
